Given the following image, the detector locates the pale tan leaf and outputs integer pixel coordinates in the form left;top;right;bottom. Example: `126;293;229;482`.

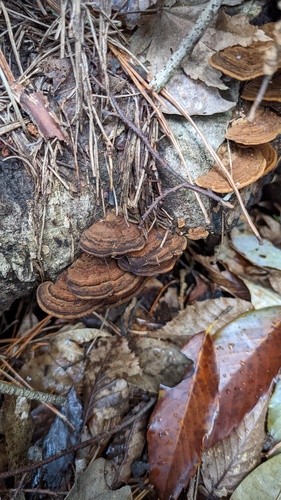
201;393;269;497
269;271;281;295
149;297;253;346
65;457;132;500
241;278;281;309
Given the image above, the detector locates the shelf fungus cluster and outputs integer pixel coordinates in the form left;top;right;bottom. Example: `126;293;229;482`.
37;213;187;318
195;26;280;194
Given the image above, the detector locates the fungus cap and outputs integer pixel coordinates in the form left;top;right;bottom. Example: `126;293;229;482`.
36;272;103;318
195;143;266;193
79;212;145;257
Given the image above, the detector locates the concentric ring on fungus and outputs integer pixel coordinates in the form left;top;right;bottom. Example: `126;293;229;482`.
79;212;146;257
36;271;103;318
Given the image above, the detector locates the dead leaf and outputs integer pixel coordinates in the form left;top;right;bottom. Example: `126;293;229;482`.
268;378;281;444
230;453;281;500
269;271;281;295
106;400;149;487
201;393;269;497
128;337;190;393
150;297;253;346
148;332;219;500
65;457;132;500
190;251;251;300
84;337;141;441
241;278;281;309
206;306;281;447
231;222;281;270
12;82;68;142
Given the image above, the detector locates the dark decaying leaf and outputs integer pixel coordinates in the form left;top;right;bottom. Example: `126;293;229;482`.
32;387;82;489
206;306;281;447
106;400;149;487
147;332;219;500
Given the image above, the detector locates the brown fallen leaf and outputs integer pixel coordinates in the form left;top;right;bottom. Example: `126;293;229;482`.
205;306;281;447
147;332;219;500
190;250;251;300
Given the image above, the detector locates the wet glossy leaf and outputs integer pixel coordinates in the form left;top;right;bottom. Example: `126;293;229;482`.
206;307;281;447
147;332;219;500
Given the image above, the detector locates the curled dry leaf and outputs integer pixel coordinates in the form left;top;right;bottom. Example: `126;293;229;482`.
36;271;103;318
190;251;251;300
12;82;68;142
148;332;219;500
195;143;266;193
225;107;281;145
79;212;145;257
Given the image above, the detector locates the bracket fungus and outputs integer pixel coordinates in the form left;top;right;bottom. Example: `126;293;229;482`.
210;40;281;81
79;212;145;257
37;213;188;318
225;107;281;145
37;271;103;318
241;70;281;102
117;227;187;276
195;143;267;193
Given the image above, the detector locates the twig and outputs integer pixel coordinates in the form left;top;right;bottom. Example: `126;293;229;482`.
0;396;156;479
248;74;271;122
109;95;233;209
0;380;66;405
149;0;224;92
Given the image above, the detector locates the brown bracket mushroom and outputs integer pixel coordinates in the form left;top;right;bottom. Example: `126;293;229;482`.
209;39;281;81
36;271;103;319
225;106;281;145
117;227;187;276
241;69;281;102
66;254;115;299
79;212;145;257
195;143;267;193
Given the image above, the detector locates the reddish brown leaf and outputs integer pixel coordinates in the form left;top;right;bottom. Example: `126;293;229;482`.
205;306;281;448
147;332;219;500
